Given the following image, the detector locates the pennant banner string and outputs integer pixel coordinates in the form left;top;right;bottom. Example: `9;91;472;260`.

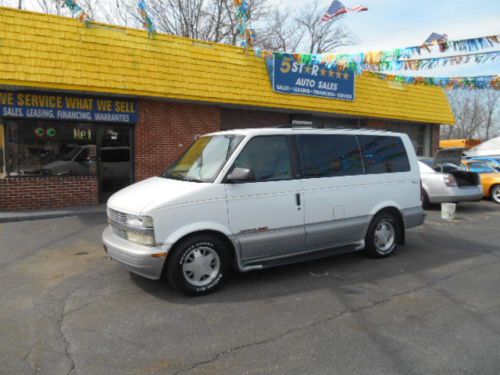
366;50;500;72
256;33;500;65
272;50;500;73
362;72;499;90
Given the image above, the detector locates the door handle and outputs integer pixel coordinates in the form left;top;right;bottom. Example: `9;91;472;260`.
295;193;301;206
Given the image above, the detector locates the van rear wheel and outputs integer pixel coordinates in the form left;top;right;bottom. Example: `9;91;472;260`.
364;213;399;258
166;234;229;296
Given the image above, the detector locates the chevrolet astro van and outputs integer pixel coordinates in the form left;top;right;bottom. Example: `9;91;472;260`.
103;128;425;295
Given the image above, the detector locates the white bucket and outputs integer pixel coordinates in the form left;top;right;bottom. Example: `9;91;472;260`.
441;203;456;221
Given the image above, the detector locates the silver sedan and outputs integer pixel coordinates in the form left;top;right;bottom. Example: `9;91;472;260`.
418;161;483;208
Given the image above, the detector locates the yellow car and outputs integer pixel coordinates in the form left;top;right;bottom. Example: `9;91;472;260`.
463;161;500;204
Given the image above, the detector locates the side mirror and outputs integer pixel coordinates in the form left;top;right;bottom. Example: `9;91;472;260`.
226;167;254;183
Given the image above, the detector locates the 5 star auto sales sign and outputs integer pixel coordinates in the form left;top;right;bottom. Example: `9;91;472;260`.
269;54;355;101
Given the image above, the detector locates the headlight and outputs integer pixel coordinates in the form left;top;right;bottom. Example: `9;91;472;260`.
127;231;155;246
126;215;154;229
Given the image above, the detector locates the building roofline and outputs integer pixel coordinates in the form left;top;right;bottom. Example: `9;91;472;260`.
0;7;456;125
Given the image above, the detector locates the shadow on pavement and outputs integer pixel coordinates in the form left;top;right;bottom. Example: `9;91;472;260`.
129;221;499;304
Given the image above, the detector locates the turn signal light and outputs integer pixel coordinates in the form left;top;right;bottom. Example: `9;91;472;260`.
151;253;168;258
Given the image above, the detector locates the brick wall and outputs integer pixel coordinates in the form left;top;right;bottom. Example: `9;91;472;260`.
221;108;290;129
0;176;98;211
135;99;221;181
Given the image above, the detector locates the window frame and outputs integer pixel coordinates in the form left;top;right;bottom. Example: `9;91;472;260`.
224;135;300;184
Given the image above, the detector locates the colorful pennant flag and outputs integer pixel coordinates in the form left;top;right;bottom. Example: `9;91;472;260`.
321;1;368;23
234;0;255;48
423;32;449;52
424;32;448;44
61;0;89;22
138;0;156;38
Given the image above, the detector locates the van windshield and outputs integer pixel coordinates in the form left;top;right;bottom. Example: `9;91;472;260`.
163;135;244;182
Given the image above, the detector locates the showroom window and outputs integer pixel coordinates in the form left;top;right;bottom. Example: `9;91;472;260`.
4;119;97;176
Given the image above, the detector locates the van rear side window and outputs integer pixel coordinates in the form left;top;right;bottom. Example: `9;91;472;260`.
298;135;364;178
357;135;410;174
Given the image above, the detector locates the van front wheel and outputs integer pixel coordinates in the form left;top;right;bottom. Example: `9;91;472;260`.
364;213;399;258
166;235;229;296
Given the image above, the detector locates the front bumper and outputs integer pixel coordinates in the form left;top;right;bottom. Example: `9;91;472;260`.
102;226;168;280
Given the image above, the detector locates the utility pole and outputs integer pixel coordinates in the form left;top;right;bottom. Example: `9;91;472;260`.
18;0;22;9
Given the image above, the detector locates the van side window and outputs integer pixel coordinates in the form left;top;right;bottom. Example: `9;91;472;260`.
233;136;293;182
298;135;363;178
357;135;410;174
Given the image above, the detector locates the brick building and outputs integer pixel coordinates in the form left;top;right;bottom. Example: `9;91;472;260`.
0;7;454;211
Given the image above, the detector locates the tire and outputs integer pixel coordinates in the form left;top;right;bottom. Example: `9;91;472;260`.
166;234;229;296
422;190;431;209
491;185;500;204
364;213;399;258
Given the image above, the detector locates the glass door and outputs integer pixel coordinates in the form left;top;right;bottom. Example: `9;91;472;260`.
98;125;132;202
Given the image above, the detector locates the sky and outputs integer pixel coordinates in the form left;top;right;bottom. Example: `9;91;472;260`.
270;0;500;78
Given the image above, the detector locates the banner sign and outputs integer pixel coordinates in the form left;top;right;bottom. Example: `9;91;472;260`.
0;91;138;124
269;54;355;101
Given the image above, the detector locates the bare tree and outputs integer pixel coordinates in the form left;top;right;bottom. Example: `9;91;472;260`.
8;0;356;52
442;90;500;140
35;0;61;15
256;8;303;52
483;90;500;139
257;0;357;53
295;1;356;54
106;0;266;45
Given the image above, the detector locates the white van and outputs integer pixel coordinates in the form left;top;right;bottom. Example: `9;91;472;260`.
103;128;424;295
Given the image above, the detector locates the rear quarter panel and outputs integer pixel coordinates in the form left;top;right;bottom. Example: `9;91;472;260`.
481;174;500;197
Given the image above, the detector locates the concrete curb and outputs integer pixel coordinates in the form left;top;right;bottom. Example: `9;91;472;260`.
0;205;106;223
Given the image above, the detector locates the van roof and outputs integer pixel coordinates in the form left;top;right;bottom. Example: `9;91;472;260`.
208;127;407;137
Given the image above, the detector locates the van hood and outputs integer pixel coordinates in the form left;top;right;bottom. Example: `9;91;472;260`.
107;177;215;214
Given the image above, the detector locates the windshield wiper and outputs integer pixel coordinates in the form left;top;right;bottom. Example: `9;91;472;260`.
183;177;204;183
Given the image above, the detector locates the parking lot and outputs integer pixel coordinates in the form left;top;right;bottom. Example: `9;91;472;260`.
1;201;500;375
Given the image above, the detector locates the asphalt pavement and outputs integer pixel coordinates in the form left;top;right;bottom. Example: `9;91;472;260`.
1;201;499;375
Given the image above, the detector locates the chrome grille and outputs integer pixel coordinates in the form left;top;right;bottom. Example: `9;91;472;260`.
108;208;128;240
108;208;127;224
112;226;128;240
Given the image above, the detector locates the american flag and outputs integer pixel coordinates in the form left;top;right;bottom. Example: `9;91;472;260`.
321;1;368;22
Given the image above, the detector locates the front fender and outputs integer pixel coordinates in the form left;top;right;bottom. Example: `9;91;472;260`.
160;221;233;250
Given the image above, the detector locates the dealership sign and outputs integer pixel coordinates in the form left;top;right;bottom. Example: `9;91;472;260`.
0;91;138;123
269;54;355;101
